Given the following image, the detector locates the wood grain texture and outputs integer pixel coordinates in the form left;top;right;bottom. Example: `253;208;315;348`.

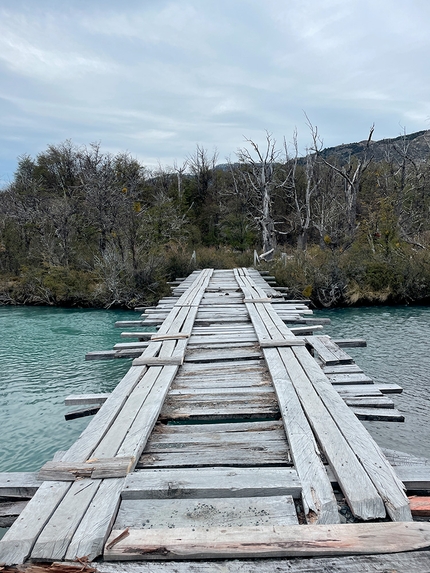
104;522;430;560
122;467;301;500
114;496;298;530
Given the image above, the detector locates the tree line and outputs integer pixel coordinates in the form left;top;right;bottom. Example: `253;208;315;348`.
1;127;430;307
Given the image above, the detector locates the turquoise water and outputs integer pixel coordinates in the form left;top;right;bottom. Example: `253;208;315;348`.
0;306;144;473
0;304;429;469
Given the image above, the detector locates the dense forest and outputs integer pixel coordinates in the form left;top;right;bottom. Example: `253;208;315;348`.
1;127;430;308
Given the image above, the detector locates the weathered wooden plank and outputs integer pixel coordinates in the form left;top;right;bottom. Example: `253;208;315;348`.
64;393;110;406
31;479;101;561
332;338;367;348
327;373;373;384
292;345;411;521
37;457;134;481
65;478;125;562
104;522;430;560
138;446;289;468
114;496;298;530
0;500;29;527
277;347;383;521
122;467;301;500
185;347;262;363
0;481;71;565
322;364;363;374
166;386;274;400
233;270;339;525
82;552;430;573
0;472;41;497
116;366;179;461
350;407;404;421
63;365;147;463
91;366;164;459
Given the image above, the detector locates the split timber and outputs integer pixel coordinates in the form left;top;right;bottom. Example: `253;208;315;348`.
1;268;430;572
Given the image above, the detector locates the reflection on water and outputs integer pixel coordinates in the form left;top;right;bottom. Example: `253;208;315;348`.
318;305;430;458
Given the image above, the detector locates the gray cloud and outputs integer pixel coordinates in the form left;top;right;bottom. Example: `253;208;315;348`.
1;0;429;184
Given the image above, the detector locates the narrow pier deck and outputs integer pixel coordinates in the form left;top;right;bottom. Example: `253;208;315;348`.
1;268;430;571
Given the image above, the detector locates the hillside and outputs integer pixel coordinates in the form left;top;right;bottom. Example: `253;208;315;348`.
320;129;430;164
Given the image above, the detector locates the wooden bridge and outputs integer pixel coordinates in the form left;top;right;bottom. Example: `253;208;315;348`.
1;268;430;571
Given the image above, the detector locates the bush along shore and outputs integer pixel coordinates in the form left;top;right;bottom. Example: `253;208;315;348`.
1;132;430;308
1;242;430;309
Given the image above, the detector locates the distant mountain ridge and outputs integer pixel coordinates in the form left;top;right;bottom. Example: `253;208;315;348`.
319;129;430;164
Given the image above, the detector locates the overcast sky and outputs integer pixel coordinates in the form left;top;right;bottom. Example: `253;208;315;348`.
1;0;429;184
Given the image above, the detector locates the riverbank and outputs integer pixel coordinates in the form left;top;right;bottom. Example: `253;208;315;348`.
2;242;430;309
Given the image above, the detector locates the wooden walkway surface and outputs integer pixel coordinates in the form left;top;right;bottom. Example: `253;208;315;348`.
1;268;430;569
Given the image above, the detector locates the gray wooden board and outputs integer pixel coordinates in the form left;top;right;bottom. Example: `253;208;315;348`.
185;348;262;362
160;400;280;420
177;359;263;372
322;364;363;374
303;336;341;365
0;481;71;565
334;385;384;396
188;334;258;345
122;467;300;500
0;472;41;497
0;500;28;527
282;346;386;520
350;407;404;421
104;522;430;560
327;373;373;384
138;448;289;468
166;387;275;400
263;351;340;524
116;365;179;460
234;270;339;524
63;365;147;462
30;478;100;561
145;436;289;455
292;344;411;521
153;420;285;434
317;337;354;362
343;397;394;409
65;477;125;562
114;495;298;530
332;339;367;348
90;552;430;573
64;393;109;406
172;377;271;389
374;382;403;393
91;366;164;458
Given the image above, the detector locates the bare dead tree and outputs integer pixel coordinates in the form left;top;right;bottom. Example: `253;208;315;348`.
236;132;288;259
308;116;374;243
285;130;320;250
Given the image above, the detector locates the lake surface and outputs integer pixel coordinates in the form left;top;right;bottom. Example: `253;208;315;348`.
0;304;429;471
